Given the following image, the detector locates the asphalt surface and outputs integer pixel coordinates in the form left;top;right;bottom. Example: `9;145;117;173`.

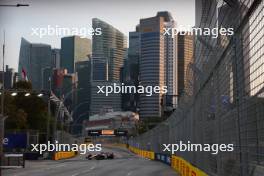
3;146;177;176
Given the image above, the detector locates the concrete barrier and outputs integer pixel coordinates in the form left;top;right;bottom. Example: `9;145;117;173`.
128;146;155;160
53;151;77;160
171;155;208;176
128;145;208;176
107;143;128;148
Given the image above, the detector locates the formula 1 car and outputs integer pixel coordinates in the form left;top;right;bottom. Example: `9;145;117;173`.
86;152;114;160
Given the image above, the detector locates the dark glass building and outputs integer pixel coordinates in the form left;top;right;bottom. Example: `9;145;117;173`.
60;36;91;73
18;38;52;90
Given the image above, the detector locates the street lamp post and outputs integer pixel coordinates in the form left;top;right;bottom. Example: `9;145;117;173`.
41;66;52;144
0;5;29;175
47;78;51;144
0;31;7;176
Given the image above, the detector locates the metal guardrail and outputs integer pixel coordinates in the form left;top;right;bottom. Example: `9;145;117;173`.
1;153;25;169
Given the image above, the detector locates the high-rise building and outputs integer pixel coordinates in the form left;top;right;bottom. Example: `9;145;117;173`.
62;72;78;110
162;12;178;110
18;38;52;90
122;30;140;112
109;48;127;81
60;36;91;73
128;31;140;60
52;49;61;69
128;31;140;80
90;81;122;115
53;69;65;89
92;18;127;81
76;60;91;92
90;18;126;116
139;11;178;118
51;68;78;109
177;34;194;97
91;57;108;81
75;60;91;121
42;67;52;90
139;13;165;118
0;65;16;89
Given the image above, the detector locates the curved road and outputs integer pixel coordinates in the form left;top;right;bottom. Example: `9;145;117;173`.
3;146;177;176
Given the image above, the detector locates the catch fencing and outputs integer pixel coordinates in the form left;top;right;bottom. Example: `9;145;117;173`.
129;0;264;175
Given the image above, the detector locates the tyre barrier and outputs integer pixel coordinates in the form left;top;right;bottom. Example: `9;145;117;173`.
53;151;77;160
128;146;208;176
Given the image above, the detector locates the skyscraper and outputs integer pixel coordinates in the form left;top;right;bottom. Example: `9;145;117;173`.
52;49;61;69
52;68;67;95
18;38;52;90
177;34;194;98
162;12;178;110
109;48;127;81
92;57;108;81
92;18;127;81
90;81;122;115
61;36;91;73
128;31;140;81
122;30;140;112
138;12;166;118
75;60;91;120
89;18;126;116
0;65;16;89
62;72;78;109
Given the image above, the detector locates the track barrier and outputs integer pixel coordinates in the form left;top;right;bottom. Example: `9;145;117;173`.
53;151;77;160
128;145;208;176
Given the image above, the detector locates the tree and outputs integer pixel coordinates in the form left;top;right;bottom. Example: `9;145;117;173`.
14;93;47;132
136;117;165;135
6;108;27;130
4;80;50;134
13;81;32;90
4;93;28;130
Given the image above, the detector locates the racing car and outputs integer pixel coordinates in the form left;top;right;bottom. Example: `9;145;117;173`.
86;152;114;160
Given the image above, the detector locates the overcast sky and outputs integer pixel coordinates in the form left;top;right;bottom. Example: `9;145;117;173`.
0;0;195;71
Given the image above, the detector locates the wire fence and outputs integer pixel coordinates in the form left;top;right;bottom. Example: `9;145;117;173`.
129;0;264;175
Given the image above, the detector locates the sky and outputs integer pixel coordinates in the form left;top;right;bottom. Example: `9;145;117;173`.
0;0;195;71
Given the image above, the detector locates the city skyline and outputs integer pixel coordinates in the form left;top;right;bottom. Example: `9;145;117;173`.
0;0;195;71
1;1;264;176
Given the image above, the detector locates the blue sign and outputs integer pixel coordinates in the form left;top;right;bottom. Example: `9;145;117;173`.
166;156;171;164
155;153;171;165
3;133;27;149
